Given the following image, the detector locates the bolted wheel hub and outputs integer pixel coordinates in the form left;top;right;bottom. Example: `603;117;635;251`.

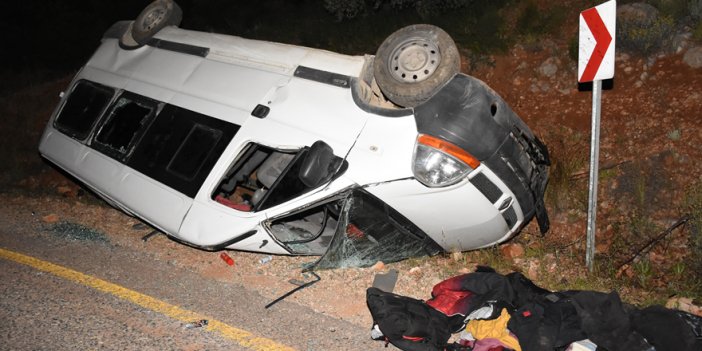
388;38;441;83
140;7;167;31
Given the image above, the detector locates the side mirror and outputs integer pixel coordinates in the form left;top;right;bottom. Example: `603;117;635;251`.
298;141;342;188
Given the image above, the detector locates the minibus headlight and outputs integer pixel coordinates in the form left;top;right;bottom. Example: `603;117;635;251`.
412;134;480;187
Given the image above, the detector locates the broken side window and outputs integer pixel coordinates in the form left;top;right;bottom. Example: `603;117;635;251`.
212;144;302;212
266;196;345;255
92;91;159;161
213;142;348;212
127;104;239;198
309;189;443;270
54;80;114;141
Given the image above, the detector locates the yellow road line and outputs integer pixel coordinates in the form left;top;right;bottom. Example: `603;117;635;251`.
0;247;295;351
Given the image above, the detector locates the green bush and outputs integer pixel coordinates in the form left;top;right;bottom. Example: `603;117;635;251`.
322;0;366;21
651;0;702;21
568;37;579;62
322;0;480;20
617;14;675;56
543;131;588;213
515;2;567;38
319;0;510;55
691;0;702;19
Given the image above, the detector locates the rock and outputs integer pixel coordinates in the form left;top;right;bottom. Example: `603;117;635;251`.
42;213;60;223
683;46;702;69
547;262;557;273
57;185;78;198
616;264;636;279
527;259;540;280
540;81;551;92
538;57;559;78
371;261;385;272
672;32;692;54
543;254;557;273
408;267;422;276
617;3;659;25
616;53;631;62
648;251;666;265
624;66;633;74
132;222;148;230
666;296;702;317
500;243;525;260
458;267;473;274
683;92;701;107
595;242;610;254
530;81;551;93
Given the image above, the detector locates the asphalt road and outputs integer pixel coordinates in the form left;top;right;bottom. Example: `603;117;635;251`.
0;212;380;350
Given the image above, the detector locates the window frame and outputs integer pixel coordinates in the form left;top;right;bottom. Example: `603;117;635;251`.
90;91;161;162
166;123;224;182
125;103;240;198
53;80;115;142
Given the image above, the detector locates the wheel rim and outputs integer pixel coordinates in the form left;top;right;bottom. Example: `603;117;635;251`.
388;38;441;83
121;22;139;47
139;7;167;32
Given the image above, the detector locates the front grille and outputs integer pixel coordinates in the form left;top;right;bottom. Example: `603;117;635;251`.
502;206;518;229
470;172;503;204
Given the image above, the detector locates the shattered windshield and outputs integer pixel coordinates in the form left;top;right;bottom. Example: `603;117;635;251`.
310;189;442;270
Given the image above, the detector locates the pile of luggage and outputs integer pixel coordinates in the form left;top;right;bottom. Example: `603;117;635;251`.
367;267;702;351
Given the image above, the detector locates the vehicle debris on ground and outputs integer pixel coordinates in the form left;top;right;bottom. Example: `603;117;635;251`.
219;252;234;266
183;319;208;329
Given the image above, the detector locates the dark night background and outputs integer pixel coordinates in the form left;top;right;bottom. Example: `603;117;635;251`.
1;1;147;81
0;0;512;94
0;0;394;73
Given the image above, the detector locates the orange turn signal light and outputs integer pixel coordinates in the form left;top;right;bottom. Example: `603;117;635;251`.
417;134;481;169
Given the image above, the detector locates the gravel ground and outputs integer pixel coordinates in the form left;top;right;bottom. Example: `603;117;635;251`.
0;194;386;350
0;190;458;330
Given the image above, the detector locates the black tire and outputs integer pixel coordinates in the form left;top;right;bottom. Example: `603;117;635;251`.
373;24;460;108
131;0;182;45
119;22;142;50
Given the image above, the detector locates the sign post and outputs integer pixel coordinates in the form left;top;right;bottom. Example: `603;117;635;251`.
578;0;616;272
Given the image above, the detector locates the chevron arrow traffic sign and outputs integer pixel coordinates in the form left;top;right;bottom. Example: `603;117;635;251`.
579;1;616;272
578;0;616;83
